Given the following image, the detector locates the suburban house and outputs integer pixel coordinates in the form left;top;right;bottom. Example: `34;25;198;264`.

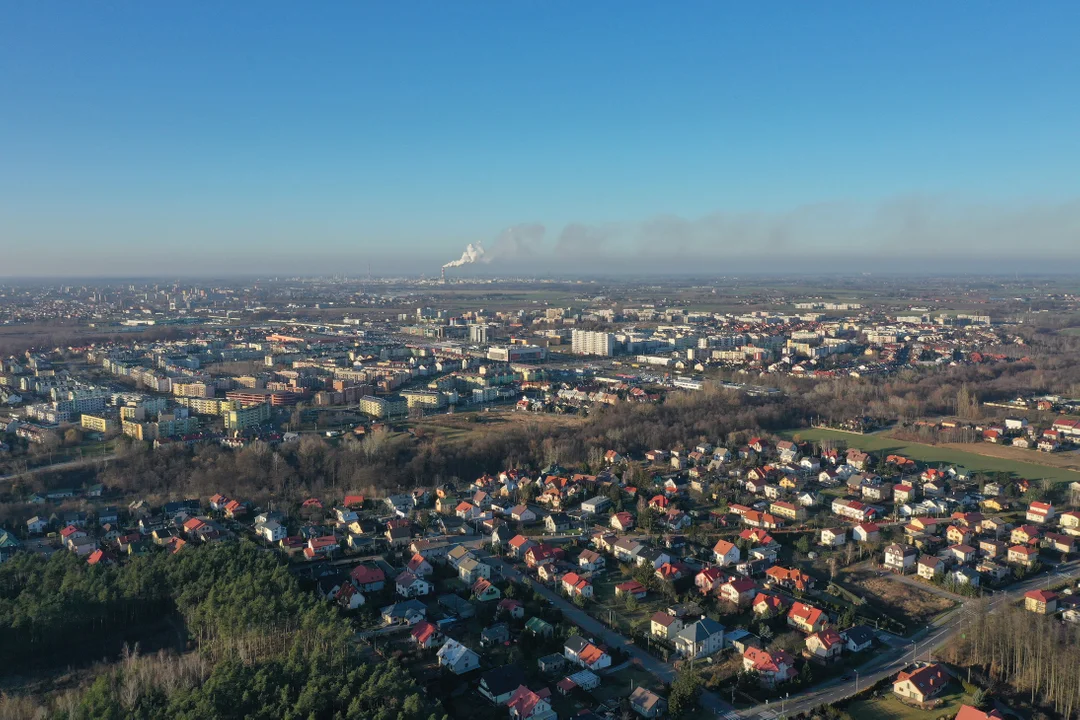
764;566;815;592
561;572;594;598
712;539;741;566
675;617;725;659
395;571;432;598
787;602;827;634
1026;501;1055;524
718;578;757;607
841;625;875;653
459;556;493;583
479;665;527;704
1007;544;1038;567
805;628;844;660
946;544;977;564
820;527;846;547
611;511;635;531
893;663;950;705
752;592;787;617
564;636;612;671
649;611;684;640
506;685;556;720
853;522;881;543
472;578;502;602
437;639;481;674
578;549;606;571
351;565;386;592
742;647;796;687
884;543;918;573
410;620;445;649
1024;589;1058;615
955;707;1005;720
917;555;945;580
628;687;667;718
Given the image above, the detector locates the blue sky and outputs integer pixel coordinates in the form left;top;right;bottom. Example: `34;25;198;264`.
2;2;1079;276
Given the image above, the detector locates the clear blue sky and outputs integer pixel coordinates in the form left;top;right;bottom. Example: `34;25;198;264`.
2;2;1079;275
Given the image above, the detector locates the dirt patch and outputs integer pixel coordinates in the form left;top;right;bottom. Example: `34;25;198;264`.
842;569;955;627
937;442;1080;474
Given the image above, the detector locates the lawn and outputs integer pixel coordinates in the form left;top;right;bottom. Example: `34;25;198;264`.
780;427;1080;483
846;688;973;720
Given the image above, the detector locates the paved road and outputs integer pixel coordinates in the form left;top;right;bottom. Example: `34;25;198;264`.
736;561;1080;719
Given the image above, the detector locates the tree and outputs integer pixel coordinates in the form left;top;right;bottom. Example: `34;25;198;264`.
669;668;701;718
795;535;811;555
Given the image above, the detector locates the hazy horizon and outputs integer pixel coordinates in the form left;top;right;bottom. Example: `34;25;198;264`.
3;3;1080;277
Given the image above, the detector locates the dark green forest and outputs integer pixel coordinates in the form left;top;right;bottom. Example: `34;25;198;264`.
0;542;446;720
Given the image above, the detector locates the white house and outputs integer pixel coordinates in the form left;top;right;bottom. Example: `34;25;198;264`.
395;571;432;598
674;618;725;659
437;639;481;674
256;520;287;543
712;539;741;566
564;636;612;671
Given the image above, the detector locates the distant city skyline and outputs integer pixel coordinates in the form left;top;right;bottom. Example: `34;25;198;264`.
3;2;1080;276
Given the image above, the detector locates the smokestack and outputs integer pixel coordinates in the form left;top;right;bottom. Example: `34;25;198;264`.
440;267;446;284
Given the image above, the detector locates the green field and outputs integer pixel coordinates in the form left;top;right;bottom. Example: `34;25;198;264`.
846;689;973;720
780;427;1080;483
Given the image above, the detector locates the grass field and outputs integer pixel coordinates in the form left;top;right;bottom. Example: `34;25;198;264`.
846;688;973;720
407;410;583;445
838;568;956;629
780;427;1080;483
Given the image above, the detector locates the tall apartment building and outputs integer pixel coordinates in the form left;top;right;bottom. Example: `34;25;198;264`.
571;329;616;357
469;324;489;344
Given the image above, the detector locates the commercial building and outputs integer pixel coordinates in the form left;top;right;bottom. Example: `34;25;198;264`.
225;388;302;407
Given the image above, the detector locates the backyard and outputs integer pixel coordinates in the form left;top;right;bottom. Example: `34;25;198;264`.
845;687;974;720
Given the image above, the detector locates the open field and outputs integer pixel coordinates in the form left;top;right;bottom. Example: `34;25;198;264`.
781;427;1080;483
937;441;1080;474
846;688;973;720
839;568;956;628
407;409;584;444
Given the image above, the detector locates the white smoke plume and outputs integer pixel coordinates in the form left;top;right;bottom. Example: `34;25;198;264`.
442;242;486;268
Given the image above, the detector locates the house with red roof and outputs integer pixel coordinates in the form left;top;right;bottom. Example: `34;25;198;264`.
508;534;538;558
893;663;950;704
410;620;444;649
1007;544;1038;567
752;592;787;617
615;580;647;600
765;566;815;592
1027;501;1055;524
805;628;844;660
787;602;827;634
561;572;593;598
350;564;386;592
742;647;796;687
1024;589;1058;615
610;511;635;531
506;685;555;720
955;705;1004;720
718;578;757;607
695;567;724;594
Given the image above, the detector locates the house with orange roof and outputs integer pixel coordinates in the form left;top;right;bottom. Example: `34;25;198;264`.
561;572;593;598
955;705;1004;720
718;578;757;607
765;566;815;592
564;636;611;671
712;539;741;566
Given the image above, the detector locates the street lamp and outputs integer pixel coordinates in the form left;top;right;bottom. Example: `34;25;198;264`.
854;670;860;695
